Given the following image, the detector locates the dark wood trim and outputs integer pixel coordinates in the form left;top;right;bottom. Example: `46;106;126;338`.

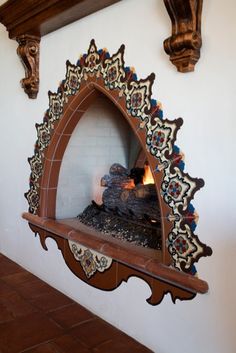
163;0;203;72
16;35;40;99
22;212;209;295
0;0;121;38
0;0;121;98
0;0;205;98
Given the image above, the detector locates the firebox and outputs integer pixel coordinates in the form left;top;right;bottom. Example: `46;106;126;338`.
56;95;161;251
23;40;212;305
56;95;141;219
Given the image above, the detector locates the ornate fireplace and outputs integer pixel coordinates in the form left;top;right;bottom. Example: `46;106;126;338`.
22;40;212;305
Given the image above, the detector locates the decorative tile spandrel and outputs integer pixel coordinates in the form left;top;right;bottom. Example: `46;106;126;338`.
69;242;113;278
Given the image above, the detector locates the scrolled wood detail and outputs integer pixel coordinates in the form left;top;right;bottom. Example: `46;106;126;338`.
0;0;121;99
16;35;40;99
163;0;203;72
26;221;197;305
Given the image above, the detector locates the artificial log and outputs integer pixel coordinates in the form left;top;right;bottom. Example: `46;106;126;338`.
102;184;161;222
78;202;162;250
101;163;161;222
78;163;162;249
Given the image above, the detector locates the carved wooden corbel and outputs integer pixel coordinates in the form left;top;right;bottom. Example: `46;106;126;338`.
163;0;203;72
16;35;40;99
0;0;121;99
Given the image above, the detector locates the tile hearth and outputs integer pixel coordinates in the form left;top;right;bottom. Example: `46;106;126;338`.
0;253;153;353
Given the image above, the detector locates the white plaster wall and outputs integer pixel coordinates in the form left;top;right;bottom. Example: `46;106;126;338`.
0;0;235;352
56;96;135;218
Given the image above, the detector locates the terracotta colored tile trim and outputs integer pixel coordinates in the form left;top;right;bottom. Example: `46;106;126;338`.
22;212;209;294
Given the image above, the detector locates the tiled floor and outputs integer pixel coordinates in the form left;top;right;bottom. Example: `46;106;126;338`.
0;253;153;353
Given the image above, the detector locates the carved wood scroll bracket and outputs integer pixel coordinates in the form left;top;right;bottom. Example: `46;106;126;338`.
163;0;203;72
0;0;121;99
16;35;40;99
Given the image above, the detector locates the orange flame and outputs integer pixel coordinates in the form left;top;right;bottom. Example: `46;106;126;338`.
124;180;135;189
143;164;154;185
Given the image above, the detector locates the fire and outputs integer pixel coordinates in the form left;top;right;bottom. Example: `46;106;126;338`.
124;179;136;189
143;164;154;185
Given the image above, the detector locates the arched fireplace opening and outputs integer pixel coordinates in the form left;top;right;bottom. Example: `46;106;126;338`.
23;40;212;305
56;94;162;250
56;94;143;219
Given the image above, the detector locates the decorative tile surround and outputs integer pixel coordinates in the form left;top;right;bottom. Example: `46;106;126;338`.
24;40;212;304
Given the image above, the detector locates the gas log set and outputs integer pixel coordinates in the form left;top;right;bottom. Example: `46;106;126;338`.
78;163;162;250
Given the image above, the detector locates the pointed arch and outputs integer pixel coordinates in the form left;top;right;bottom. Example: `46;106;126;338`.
25;39;212;277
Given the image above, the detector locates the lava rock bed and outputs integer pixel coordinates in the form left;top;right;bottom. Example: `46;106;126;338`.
78;202;162;250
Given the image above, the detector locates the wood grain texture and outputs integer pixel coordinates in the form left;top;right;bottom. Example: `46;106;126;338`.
0;0;121;98
0;0;121;38
163;0;203;72
16;35;40;99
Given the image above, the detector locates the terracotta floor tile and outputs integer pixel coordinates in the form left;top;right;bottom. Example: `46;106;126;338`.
93;333;154;353
0;256;25;277
0;279;17;297
0;254;152;353
53;334;92;353
0;302;13;323
0;313;62;353
49;303;95;329
1;270;38;288
21;342;60;353
69;318;122;348
0;292;38;323
30;289;74;312
15;278;57;300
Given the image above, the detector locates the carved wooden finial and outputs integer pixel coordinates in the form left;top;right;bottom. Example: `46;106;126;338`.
16;35;40;99
163;0;203;72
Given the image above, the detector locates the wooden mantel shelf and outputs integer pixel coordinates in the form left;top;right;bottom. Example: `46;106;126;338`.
0;0;121;98
22;212;209;297
0;0;204;98
0;0;122;39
